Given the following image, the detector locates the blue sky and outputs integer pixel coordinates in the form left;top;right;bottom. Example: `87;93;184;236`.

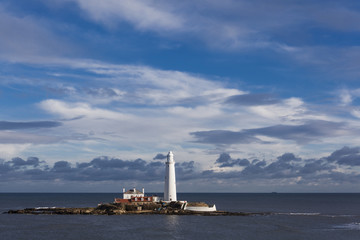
1;0;360;192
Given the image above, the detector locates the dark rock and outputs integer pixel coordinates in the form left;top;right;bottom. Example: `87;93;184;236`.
4;201;272;216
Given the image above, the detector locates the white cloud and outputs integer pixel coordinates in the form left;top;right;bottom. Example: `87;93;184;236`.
339;89;353;106
74;0;184;31
248;97;306;123
44;60;242;106
68;0;266;49
39;99;131;120
67;0;360;52
351;109;360;119
2;55;360;173
338;88;360;107
0;143;31;159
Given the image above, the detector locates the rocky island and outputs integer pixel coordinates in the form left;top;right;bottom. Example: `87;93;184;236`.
5;201;270;216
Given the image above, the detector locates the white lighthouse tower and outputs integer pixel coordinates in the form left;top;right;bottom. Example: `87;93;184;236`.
164;151;177;201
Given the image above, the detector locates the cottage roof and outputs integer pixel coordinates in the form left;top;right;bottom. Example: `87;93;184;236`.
124;189;143;195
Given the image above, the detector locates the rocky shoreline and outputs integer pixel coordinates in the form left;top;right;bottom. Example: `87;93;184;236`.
4;202;271;216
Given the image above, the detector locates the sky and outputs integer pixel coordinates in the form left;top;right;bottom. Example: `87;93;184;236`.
1;0;360;193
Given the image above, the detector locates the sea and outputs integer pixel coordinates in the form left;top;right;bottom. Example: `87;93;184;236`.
1;193;360;240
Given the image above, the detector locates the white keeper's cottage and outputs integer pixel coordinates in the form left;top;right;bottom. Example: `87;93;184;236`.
122;187;144;199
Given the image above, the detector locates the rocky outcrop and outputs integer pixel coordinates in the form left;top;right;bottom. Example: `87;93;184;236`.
4;202;271;216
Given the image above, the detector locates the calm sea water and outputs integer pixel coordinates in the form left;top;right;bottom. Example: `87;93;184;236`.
1;193;360;240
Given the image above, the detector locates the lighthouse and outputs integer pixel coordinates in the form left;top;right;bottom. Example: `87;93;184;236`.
164;151;177;201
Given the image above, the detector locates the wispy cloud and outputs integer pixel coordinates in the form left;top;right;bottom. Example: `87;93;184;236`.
0;58;357;162
225;93;280;106
191;130;263;145
0;4;74;61
75;0;185;31
67;0;360;50
191;120;355;145
39;99;130;120
0;121;62;130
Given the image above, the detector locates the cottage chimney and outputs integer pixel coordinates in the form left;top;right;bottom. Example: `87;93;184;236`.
133;187;136;192
142;188;145;194
123;188;125;193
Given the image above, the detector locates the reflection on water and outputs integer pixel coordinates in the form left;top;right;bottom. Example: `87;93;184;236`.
165;215;179;227
164;215;180;228
163;215;181;237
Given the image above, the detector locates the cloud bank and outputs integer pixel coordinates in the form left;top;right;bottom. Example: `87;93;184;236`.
1;147;360;192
